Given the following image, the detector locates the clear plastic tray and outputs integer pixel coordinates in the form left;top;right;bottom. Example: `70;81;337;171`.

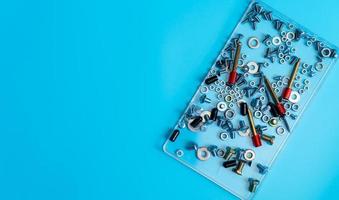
163;1;338;199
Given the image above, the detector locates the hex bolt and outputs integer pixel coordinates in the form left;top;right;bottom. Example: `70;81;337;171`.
199;94;211;103
260;133;275;145
248;178;260;192
257;163;268;175
233;160;246;175
223;147;236;160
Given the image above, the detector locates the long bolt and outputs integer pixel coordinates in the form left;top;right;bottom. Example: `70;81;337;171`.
282;58;301;99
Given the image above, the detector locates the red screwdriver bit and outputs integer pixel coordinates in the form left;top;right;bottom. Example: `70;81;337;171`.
263;76;286;116
247;106;262;147
228;41;242;85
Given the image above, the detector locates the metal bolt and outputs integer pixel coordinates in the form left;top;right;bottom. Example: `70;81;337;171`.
233;160;246;175
257;163;268;174
260;133;275;145
199;94;211;103
223;147;236;160
248;178;260;192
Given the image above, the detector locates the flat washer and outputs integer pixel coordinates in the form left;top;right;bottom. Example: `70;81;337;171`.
262;115;270;123
200;86;208;94
243;149;256;161
176;149;184;157
247;37;260;49
276;126;285;135
254;110;263;119
196;147;211;161
217;101;227;111
219;132;228;141
272;36;282;46
286;32;295;40
321;48;331;58
247;61;259;74
289;91;301;103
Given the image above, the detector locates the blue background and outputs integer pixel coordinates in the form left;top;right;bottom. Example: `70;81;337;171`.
0;0;338;199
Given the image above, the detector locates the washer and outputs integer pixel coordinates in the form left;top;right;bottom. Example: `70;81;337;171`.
243;149;256;161
289;91;301;103
315;62;324;71
291;104;299;111
176;149;184;157
217;101;227;111
272;36;282;46
286;32;295;40
247;61;259;74
321;48;331;57
219;132;228;141
254;110;263;119
200;86;208;94
196;147;211;161
225;95;233;103
262;115;270;123
276;126;285;135
247;37;260;49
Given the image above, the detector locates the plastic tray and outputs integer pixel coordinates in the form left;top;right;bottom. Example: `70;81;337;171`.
163;1;338;199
